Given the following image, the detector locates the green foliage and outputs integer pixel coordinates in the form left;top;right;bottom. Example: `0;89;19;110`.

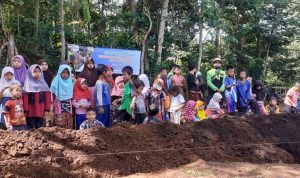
0;0;299;86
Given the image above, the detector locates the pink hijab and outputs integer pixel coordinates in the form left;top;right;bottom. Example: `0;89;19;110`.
111;76;124;97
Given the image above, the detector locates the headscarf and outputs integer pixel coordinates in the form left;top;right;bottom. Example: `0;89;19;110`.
78;59;98;87
73;78;90;100
138;74;150;96
196;101;206;120
183;100;196;121
23;64;50;92
50;64;74;101
207;93;223;110
0;67;21;97
111;76;124;97
38;60;53;87
252;80;266;101
11;55;27;86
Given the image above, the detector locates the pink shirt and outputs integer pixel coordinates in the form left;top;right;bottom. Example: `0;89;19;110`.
171;75;185;87
284;88;299;106
72;99;91;114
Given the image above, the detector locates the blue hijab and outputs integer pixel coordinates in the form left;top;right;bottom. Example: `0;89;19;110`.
50;64;73;101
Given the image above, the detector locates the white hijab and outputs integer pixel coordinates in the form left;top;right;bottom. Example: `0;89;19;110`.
0;67;21;97
207;93;223;110
138;74;150;96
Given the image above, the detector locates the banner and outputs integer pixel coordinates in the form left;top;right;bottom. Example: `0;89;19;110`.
67;44;141;75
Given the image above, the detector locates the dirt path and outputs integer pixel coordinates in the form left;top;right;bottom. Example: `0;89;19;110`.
125;160;300;178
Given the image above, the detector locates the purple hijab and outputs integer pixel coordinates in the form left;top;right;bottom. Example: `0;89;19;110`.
23;64;50;92
11;55;27;86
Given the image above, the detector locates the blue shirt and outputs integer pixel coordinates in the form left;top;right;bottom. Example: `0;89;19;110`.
224;76;237;102
95;80;111;106
237;80;253;107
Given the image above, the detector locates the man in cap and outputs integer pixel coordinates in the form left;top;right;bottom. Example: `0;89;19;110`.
206;58;226;105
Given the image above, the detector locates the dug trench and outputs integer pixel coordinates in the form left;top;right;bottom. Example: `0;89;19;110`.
1;113;300;177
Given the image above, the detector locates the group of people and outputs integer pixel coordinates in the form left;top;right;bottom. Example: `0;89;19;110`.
0;55;299;131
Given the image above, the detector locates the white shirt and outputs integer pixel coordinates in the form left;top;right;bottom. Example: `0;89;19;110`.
169;94;185;112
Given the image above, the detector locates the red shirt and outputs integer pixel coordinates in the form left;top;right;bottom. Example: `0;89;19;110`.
2;99;26;126
23;92;51;117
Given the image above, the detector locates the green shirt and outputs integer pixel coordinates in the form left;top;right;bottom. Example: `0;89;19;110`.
167;71;173;79
206;69;226;92
118;82;135;115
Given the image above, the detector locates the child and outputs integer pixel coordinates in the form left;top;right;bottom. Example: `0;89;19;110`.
195;100;206;121
252;80;268;115
266;97;280;114
114;66;135;123
284;82;300;113
105;65;115;93
138;74;150;97
146;79;165;121
50;64;74;129
38;59;53;88
206;58;226;104
224;65;237;112
23;64;51;129
2;84;27;131
170;65;186;95
157;67;168;91
11;55;27;86
79;59;98;108
167;64;176;89
182;100;196;122
169;85;185;124
80;107;104;129
205;93;224;119
111;76;125;103
131;79;146;124
95;64;111;127
236;70;259;114
187;64;202;101
72;78;91;129
0;67;21;124
143;104;162;124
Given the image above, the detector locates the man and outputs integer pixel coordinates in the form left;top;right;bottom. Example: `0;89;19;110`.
206;58;226;105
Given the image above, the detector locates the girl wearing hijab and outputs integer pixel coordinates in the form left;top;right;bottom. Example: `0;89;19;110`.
38;59;53;88
0;67;21;124
11;55;28;86
138;74;150;97
23;64;51;129
205;93;224;119
72;78;91;129
50;64;74;129
79;59;98;108
252;80;268;115
111;76;124;102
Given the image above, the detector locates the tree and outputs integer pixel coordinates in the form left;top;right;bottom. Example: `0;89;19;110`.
60;0;65;62
157;0;169;64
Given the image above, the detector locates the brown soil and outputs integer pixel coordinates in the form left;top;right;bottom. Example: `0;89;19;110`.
1;114;300;177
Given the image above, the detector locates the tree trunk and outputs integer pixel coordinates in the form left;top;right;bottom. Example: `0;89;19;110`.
198;23;203;71
35;0;40;39
7;33;17;63
60;0;66;62
140;3;152;74
215;27;221;58
157;0;169;64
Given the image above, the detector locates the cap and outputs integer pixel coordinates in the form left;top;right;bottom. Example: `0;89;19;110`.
212;58;222;63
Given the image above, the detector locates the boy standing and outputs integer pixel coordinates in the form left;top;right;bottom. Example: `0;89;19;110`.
224;65;237;112
2;84;27;130
236;70;259;114
170;65;186;95
187;64;202;101
114;66;136;123
206;58;226;104
95;64;111;127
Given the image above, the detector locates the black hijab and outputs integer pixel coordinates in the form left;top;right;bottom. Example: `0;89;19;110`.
78;59;98;87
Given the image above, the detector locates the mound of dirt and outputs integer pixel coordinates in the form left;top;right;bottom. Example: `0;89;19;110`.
1;114;300;177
